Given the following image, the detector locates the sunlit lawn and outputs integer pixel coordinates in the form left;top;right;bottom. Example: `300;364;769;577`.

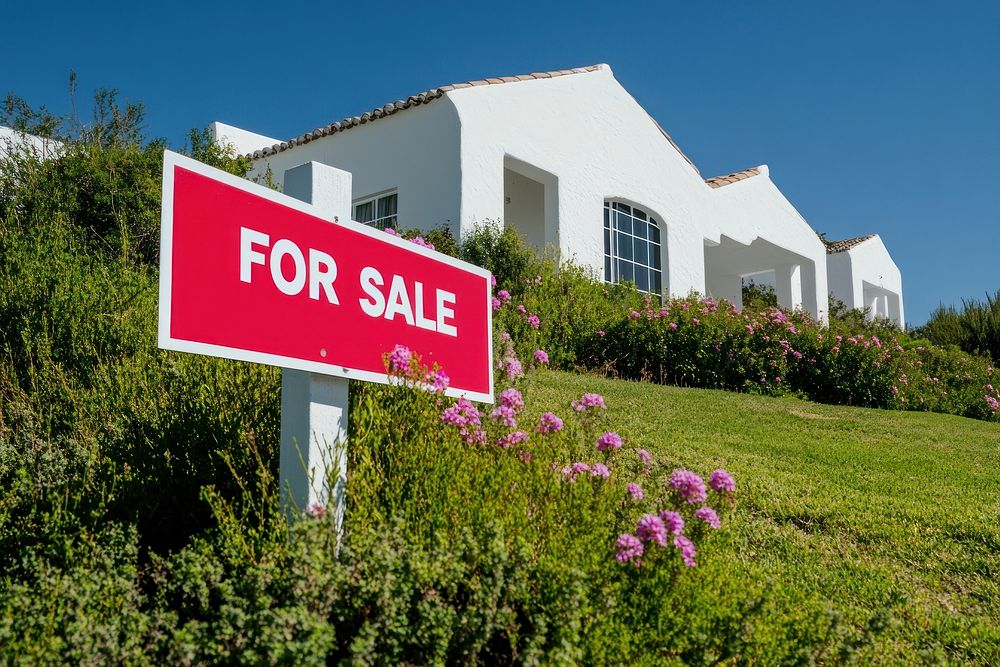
526;370;1000;663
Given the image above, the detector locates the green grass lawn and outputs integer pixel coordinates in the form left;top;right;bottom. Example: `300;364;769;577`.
526;370;1000;663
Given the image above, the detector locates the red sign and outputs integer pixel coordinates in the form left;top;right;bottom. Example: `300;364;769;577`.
158;151;494;402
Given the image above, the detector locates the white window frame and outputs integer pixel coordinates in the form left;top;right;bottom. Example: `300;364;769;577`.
603;201;664;295
353;189;398;230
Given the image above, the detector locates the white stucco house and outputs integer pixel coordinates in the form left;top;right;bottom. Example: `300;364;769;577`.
212;64;900;324
825;234;905;327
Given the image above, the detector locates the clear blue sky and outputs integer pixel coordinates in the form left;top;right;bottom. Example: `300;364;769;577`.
4;0;998;326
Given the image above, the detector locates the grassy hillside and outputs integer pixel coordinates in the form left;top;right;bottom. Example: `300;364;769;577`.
525;370;1000;662
2;102;998;662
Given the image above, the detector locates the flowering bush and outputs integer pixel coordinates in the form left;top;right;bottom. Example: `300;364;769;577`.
576;293;999;421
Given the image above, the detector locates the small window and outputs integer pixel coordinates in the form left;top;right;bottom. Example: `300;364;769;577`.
354;191;398;230
603;201;664;295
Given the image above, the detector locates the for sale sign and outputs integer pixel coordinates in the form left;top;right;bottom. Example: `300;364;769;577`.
158;151;493;402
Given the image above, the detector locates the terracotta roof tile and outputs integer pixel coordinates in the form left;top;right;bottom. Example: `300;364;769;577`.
704;167;761;188
824;234;875;254
248;64;697;172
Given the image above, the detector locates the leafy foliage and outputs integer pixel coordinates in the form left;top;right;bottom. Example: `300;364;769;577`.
915;290;1000;364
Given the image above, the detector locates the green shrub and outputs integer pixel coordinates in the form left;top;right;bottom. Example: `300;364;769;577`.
916;290;1000;364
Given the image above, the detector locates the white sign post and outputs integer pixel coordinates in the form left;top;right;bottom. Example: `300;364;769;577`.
280;162;352;533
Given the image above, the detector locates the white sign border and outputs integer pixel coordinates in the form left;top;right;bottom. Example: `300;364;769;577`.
158;150;495;404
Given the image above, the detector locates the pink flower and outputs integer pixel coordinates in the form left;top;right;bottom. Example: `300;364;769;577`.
306;503;326;519
383;227;399;237
629;310;641;319
534;349;549;365
590;463;611;479
426;369;449;393
572;393;606;412
597;330;606;337
694;506;721;529
527;314;541;329
536;412;564;434
497;431;529;448
669;469;708;504
491;275;497;287
497;290;512;304
516;304;527;314
441;398;485;445
637;449;652;466
410;236;435;250
659;510;685;535
674;534;697;567
636;514;668;546
499;387;525;411
616;533;644;566
626;482;644;501
492;297;502;311
491;404;518;427
596;431;623;451
708;469;736;493
387;344;412;374
504;357;524;379
668;322;678;330
561;462;591;482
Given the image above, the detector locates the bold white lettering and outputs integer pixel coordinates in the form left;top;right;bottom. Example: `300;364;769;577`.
308;249;339;304
413;282;436;331
270;239;306;296
359;266;386;317
384;274;415;326
436;289;457;337
240;227;269;283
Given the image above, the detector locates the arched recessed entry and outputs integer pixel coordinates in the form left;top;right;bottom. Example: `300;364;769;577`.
603;201;666;295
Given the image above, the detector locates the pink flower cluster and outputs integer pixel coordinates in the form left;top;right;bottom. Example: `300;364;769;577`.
560;461;610;482
387;344;412;375
669;469;708;504
492;388;524;427
694;506;721;529
618;509;694;567
616;533;643;566
382;227;434;250
409;236;435;250
596;431;623;451
572;393;606;412
495;333;524;380
441;398;485;445
536;411;564;434
709;469;736;493
636;449;653;474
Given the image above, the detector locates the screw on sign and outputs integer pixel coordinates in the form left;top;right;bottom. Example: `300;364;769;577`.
158;151;493;538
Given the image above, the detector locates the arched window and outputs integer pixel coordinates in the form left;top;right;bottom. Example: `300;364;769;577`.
604;201;663;294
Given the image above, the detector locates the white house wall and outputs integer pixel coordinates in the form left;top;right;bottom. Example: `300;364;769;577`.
247;102;463;233
445;66;828;320
210;122;280;158
702;170;829;317
828;236;905;326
